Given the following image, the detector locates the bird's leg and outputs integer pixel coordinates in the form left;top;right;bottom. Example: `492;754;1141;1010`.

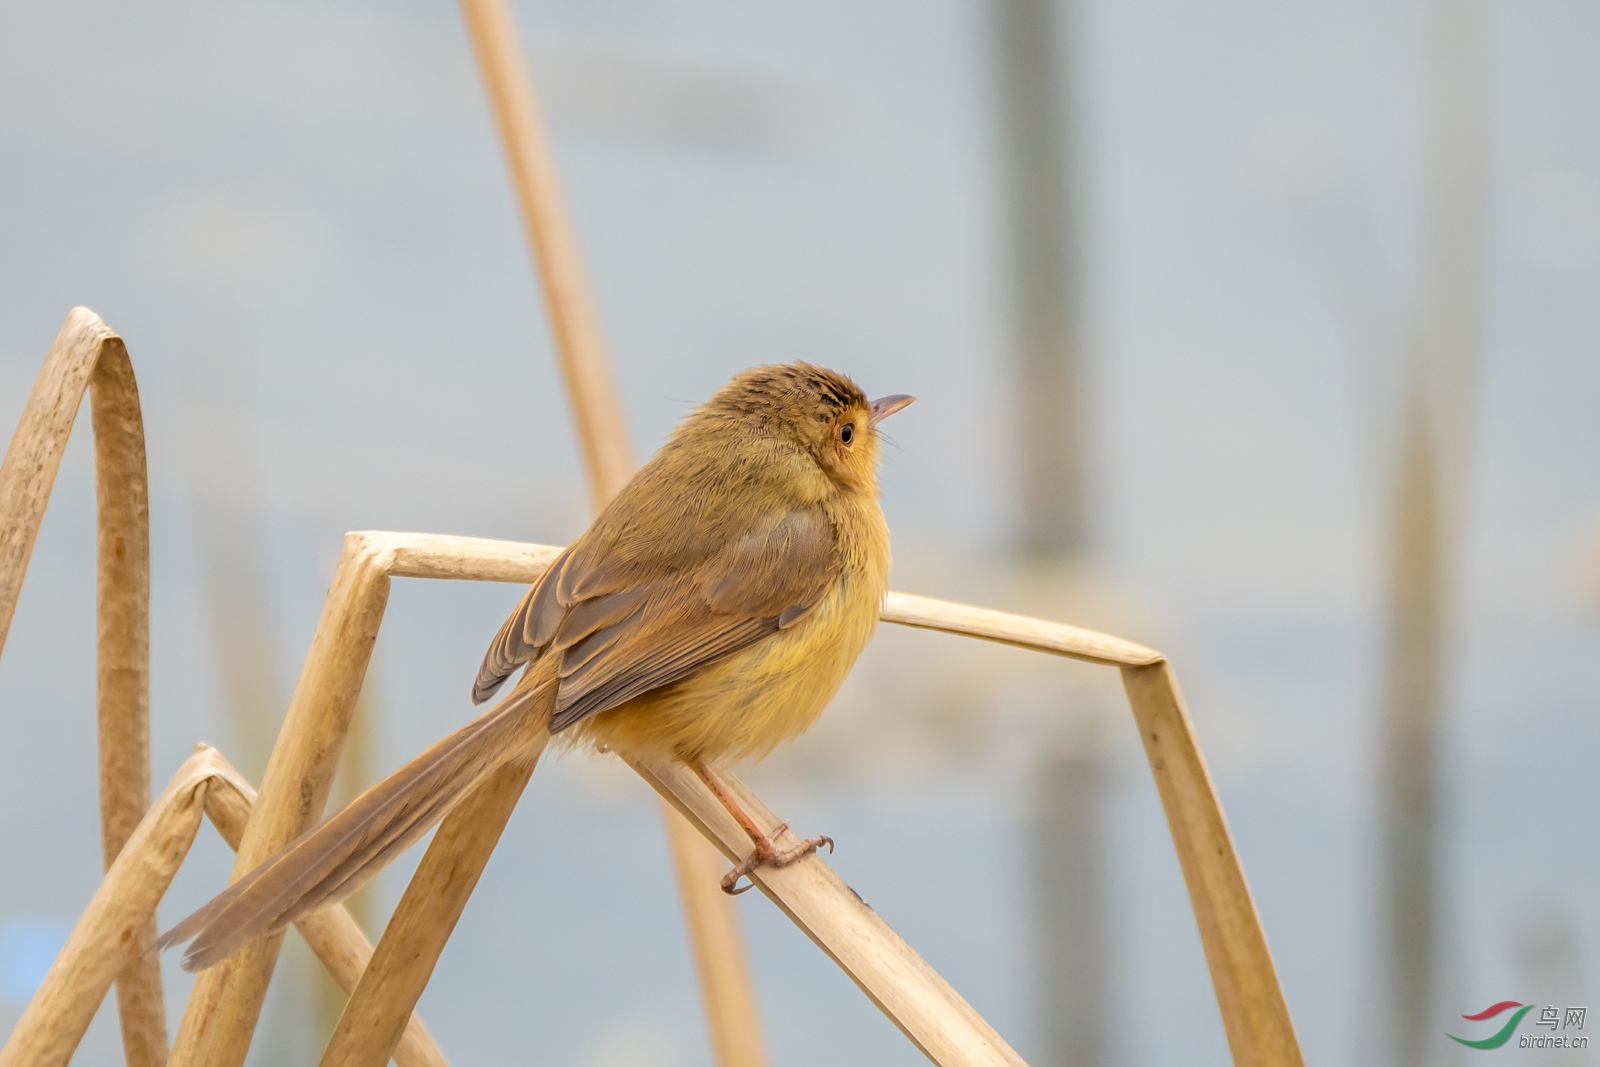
690;760;833;895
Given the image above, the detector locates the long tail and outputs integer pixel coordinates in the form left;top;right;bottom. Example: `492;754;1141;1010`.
158;673;549;972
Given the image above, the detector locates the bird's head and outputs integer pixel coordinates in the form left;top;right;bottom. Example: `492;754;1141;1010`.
704;362;914;494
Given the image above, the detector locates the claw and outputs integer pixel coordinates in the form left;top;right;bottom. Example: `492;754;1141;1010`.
720;831;835;894
769;834;829;867
693;762;835;894
720;858;755;895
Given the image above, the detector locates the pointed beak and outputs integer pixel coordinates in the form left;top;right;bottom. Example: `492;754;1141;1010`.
869;394;915;426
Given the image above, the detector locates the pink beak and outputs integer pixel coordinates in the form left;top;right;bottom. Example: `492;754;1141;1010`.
869;394;916;426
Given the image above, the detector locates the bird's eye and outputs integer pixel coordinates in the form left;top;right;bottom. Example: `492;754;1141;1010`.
839;422;854;446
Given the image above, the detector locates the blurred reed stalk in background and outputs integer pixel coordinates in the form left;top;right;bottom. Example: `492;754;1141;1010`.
990;1;1107;1065
1286;0;1493;1055
1381;0;1493;1062
993;0;1086;564
455;1;765;1064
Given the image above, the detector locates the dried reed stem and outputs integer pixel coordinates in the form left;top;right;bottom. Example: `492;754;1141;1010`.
456;0;632;501
319;754;543;1067
453;3;763;1061
90;334;164;1067
0;748;238;1067
632;758;1030;1067
169;534;393;1067
298;536;1030;1065
0;741;449;1067
1121;663;1303;1067
146;530;1294;1067
663;808;765;1066
0;308;115;649
330;532;1300;1067
200;757;450;1067
0;308;165;1064
883;591;1160;667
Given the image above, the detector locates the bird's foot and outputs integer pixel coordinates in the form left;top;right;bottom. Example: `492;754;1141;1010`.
688;761;834;895
719;823;834;895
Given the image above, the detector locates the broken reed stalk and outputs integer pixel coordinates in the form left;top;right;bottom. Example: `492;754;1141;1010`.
89;324;163;1067
662;804;765;1065
0;745;447;1067
319;756;541;1067
882;592;1162;667
0;748;219;1067
453;2;764;1062
200;753;450;1067
291;531;1300;1067
260;533;1026;1067
0;309;164;1065
162;533;558;1067
1121;665;1303;1067
0;311;448;1067
631;758;1030;1067
456;0;632;499
167;534;394;1067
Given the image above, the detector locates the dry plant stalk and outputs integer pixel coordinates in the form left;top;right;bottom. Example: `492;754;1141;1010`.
456;0;631;499
163;534;564;1067
200;754;449;1067
250;531;1300;1067
0;310;449;1067
1121;665;1302;1066
319;758;540;1067
0;745;447;1067
631;758;1029;1067
0;748;223;1067
0;308;164;1065
452;2;764;1063
168;534;396;1067
662;807;765;1063
882;591;1163;666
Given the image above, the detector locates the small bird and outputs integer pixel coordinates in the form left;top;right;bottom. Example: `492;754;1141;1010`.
158;362;913;972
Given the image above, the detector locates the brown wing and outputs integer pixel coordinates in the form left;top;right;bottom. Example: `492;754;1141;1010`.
474;507;838;731
473;544;576;702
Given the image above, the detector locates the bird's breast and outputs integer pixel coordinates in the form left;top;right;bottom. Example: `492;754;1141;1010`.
574;540;887;764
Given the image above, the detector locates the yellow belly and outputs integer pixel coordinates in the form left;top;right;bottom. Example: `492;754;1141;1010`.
569;571;882;764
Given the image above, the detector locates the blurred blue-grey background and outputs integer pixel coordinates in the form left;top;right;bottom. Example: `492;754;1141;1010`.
1;1;1597;1065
